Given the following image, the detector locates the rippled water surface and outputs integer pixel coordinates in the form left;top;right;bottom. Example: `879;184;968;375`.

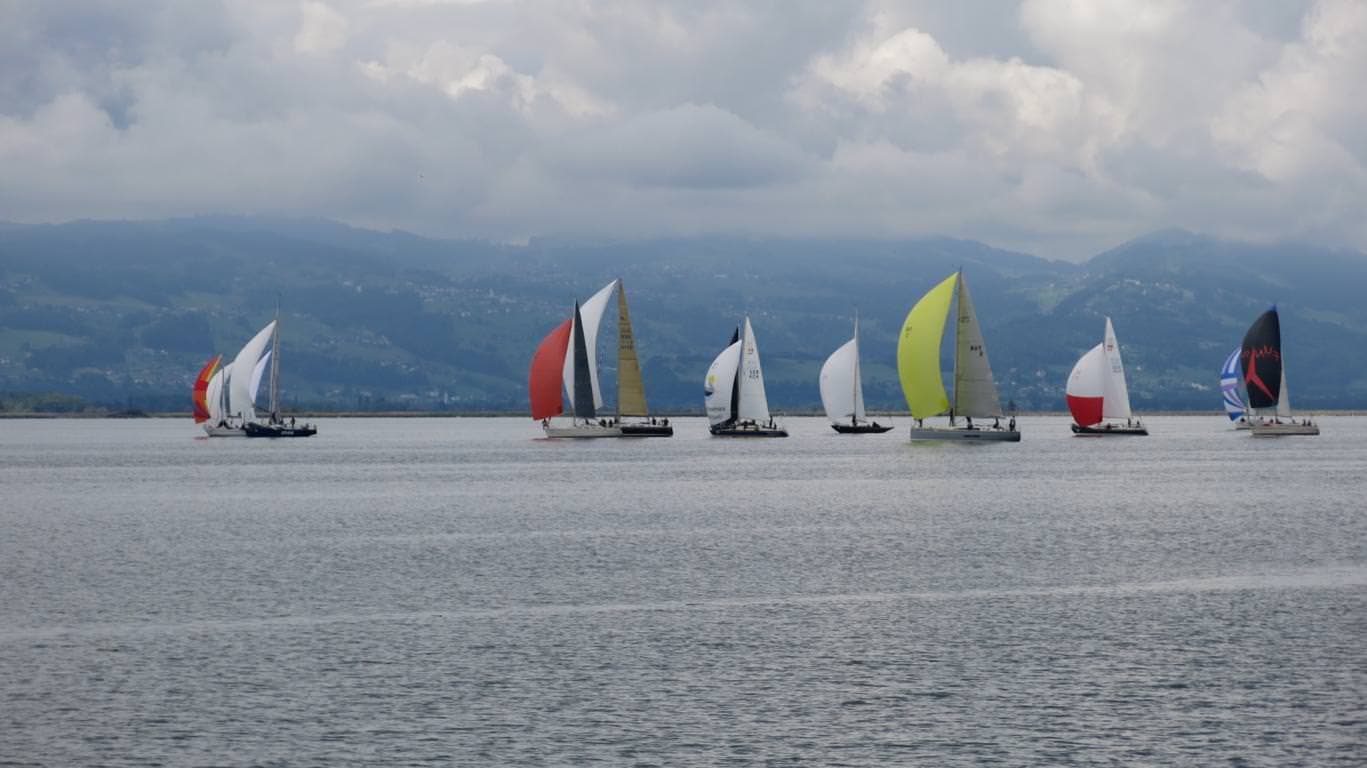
2;416;1365;765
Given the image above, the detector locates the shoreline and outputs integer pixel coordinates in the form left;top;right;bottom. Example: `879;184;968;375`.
3;410;1365;420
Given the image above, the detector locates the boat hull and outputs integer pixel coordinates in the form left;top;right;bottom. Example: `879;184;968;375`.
619;423;674;437
543;423;622;438
831;423;894;434
244;422;317;438
1250;421;1319;437
908;426;1020;442
1071;422;1148;436
710;423;788;438
202;423;246;437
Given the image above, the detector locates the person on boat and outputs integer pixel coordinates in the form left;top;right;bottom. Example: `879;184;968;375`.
993;418;1000;429
871;421;880;428
1008;417;1016;432
662;418;669;427
966;416;974;429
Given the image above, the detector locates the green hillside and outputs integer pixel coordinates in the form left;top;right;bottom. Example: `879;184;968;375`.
2;218;1364;413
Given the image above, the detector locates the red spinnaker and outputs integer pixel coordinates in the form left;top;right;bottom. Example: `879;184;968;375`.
529;319;572;420
192;354;221;424
1065;394;1103;428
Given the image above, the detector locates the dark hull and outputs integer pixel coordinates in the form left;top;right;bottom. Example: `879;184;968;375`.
619;424;674;437
1071;423;1148;436
710;424;788;438
832;423;894;434
244;422;318;438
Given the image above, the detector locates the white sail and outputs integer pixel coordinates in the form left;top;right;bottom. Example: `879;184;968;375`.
1277;368;1292;418
704;340;742;426
250;350;272;406
820;337;863;424
952;275;1003;418
1101;317;1132;420
206;365;229;423
563;279;618;411
737;317;771;423
227;320;276;422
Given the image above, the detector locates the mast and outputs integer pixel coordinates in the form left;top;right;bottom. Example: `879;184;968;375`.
852;313;860;425
951;270;962;425
727;326;741;424
268;305;281;421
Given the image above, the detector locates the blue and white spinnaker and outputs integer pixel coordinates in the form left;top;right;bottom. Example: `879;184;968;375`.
1220;347;1246;421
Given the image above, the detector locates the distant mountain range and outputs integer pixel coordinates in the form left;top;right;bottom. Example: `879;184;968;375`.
2;217;1365;413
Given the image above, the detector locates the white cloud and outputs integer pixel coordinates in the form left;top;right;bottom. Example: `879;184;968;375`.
0;0;1362;258
294;1;350;55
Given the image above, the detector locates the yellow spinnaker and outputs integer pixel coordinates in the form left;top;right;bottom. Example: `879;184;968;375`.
897;272;957;419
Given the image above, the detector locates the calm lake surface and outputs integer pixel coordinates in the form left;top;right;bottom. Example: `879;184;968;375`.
2;416;1364;766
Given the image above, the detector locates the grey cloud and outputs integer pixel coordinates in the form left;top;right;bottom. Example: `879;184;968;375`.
0;0;1362;260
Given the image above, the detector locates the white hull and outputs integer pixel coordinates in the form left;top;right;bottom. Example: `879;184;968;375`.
1250;421;1319;437
202;423;246;437
543;422;622;438
908;425;1020;442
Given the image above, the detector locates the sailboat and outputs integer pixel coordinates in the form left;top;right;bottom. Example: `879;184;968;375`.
199;313;315;438
704;317;787;437
530;281;622;438
1220;348;1252;429
1065;317;1147;435
897;271;1019;441
1242;306;1318;437
820;315;891;434
614;281;672;437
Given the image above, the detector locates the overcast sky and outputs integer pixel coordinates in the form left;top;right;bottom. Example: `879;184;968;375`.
1;0;1363;259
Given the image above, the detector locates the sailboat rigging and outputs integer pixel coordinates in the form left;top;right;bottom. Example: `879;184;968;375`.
897;271;1019;441
820;314;891;434
1065;317;1147;435
1241;306;1318;436
704;317;787;437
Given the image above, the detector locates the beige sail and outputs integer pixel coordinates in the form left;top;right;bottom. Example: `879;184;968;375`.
616;282;649;417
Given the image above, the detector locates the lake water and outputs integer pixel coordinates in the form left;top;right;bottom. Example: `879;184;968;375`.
1;416;1364;765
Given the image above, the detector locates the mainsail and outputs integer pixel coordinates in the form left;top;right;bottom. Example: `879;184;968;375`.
1101;317;1132;420
1241;306;1282;411
529;319;572;420
616;283;649;418
1220;347;1246;421
704;334;742;426
820;318;865;425
736;317;772;423
192;355;221;424
897;273;956;419
227;320;276;422
952;274;1003;418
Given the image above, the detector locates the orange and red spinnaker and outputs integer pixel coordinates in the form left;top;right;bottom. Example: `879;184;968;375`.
529;319;572;420
192;354;221;423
